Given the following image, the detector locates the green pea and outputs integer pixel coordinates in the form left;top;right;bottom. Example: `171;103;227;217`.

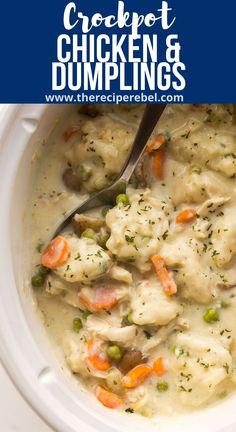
157;381;169;392
73;317;83;332
116;194;130;206
115;180;126;194
203;308;219;323
107;345;122;361
82;310;91;320
127;312;134;325
81;229;96;241
76;164;92;181
101;206;112;217
31;266;49;288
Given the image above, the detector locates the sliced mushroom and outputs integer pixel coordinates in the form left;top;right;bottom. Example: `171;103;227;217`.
72;213;105;237
62;168;81;192
119;349;147;374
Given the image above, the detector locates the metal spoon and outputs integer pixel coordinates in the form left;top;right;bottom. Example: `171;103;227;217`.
53;104;166;237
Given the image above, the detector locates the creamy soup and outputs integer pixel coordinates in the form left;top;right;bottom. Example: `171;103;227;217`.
30;104;236;417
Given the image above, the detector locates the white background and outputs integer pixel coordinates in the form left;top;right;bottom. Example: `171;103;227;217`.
0;363;52;431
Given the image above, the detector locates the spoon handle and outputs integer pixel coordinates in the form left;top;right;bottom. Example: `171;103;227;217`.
53;104;166;238
119;104;166;182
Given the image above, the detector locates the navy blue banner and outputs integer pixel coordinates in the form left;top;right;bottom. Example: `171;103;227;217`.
0;0;235;103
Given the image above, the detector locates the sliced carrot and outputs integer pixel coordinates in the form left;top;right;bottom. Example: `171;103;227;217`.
151;147;166;180
41;236;70;269
146;133;166;153
63;126;80;142
95;385;124;409
176;208;197;224
153;357;166;376
121;364;152;389
151;255;177;296
87;339;111;371
80;286;118;312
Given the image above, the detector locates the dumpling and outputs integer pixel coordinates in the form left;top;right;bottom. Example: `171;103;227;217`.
65;110;141;192
55;234;112;283
170;167;232;206
171;332;232;407
169;121;236;178
106;189;170;272
211;206;236;268
130;277;182;326
160;236;217;304
63;331;91;376
63;332;110;379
